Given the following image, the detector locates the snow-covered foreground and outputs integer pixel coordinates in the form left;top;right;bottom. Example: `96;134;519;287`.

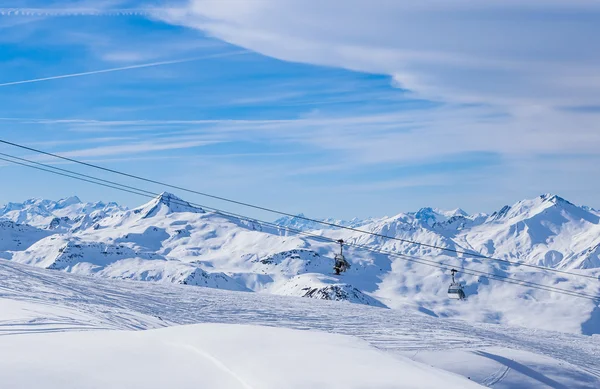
0;323;483;389
1;260;599;388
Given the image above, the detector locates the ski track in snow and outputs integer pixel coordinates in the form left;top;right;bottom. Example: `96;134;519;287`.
483;365;511;387
177;343;256;389
1;259;600;384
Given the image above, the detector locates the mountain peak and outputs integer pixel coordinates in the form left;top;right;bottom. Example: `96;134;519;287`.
285;213;306;220
56;196;82;208
415;207;435;217
138;192;204;218
156;192;182;203
540;193;568;204
447;208;468;217
487;193;595;224
414;207;462;221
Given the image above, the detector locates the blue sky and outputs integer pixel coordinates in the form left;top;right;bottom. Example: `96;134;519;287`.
0;1;599;219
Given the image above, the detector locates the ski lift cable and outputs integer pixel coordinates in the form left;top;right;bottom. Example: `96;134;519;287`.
0;156;159;199
1;154;599;302
0;152;598;302
1;153;598;301
0;152;175;200
0;139;597;282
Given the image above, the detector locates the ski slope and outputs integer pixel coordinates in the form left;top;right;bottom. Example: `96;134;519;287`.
0;323;484;389
1;260;599;388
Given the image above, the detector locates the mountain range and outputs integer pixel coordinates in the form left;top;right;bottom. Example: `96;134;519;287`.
1;192;599;335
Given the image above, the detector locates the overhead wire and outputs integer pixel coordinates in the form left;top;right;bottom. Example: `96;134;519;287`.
0;152;598;302
0;138;598;282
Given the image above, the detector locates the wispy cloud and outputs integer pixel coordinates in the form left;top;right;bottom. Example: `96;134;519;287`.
4;101;600;165
58;139;221;158
27;136;136;148
160;1;600;108
2;1;599;215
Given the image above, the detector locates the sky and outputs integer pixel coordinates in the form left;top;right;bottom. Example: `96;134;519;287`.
0;0;599;219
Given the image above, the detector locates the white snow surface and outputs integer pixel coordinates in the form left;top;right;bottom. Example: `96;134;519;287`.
2;192;600;336
0;220;51;252
0;323;484;389
0;259;599;388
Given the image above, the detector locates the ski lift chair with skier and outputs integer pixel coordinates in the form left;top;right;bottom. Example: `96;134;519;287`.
333;239;351;275
448;269;466;300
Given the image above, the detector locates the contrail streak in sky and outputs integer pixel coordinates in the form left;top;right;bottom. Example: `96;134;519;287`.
0;51;247;88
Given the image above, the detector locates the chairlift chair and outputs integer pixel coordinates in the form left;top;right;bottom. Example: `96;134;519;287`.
448;269;466;300
333;239;350;275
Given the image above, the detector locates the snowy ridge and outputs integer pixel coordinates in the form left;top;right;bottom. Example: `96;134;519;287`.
331;193;600;271
253;249;331;274
0;220;51;252
461;194;600;269
11;232;247;292
273;273;387;307
134;192;204;218
274;212;375;231
0;196;125;231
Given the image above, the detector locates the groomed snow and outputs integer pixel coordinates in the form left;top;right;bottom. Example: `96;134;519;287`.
0;323;484;389
411;347;600;389
1;260;599;388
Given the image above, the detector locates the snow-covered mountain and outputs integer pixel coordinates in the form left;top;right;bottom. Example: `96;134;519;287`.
10;193;247;292
275;207;480;231
274;213;375;231
583;205;600;216
459;194;600;269
313;193;600;271
1;192;599;335
0;221;51;253
0;196;126;231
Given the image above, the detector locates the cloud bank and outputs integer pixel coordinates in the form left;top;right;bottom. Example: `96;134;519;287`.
160;0;600;109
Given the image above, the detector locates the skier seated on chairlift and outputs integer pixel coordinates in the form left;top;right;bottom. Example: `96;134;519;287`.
333;239;350;275
448;269;466;300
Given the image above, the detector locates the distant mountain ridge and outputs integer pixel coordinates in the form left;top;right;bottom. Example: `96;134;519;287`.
0;196;126;231
3;191;600;271
274;213;375;231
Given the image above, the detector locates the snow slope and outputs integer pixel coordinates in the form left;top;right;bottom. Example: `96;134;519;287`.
272;273;387;307
11;235;248;291
0;220;51;253
0;260;599;388
0;323;484;389
412;347;600;389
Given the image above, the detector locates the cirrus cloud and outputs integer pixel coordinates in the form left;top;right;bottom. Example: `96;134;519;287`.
159;0;600;109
